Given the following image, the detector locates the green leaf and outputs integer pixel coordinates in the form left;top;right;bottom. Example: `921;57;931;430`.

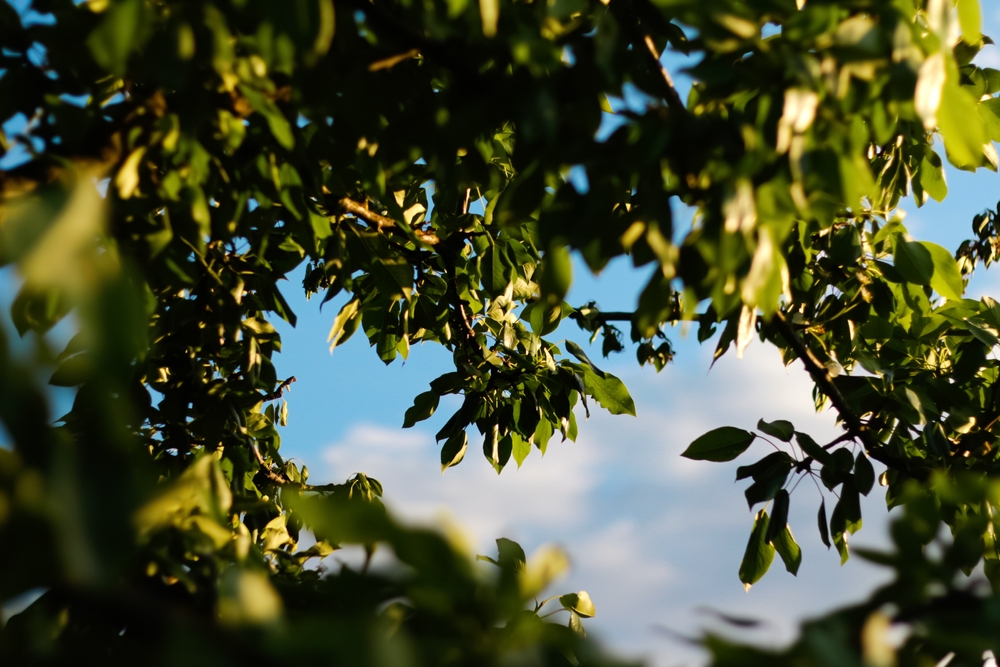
918;151;948;203
583;369;636;416
495;537;526;572
87;0;148;76
484;432;513;474
980;98;1000;142
566;340;604;375
328;299;362;350
568;611;586;637
512;433;531;468
559;591;596;618
49;353;92;387
739;510;776;591
957;0;982;44
795;432;832;464
938;78;987;169
757;419;794;442
736;452;793;481
744;459;791;509
772;526;802;576
818;499;831;548
921;241;965;300
985;69;1000;95
855;452;875;496
892;238;933;286
481;243;511;296
840;482;863;535
830;447;854;473
682;427;756;462
440;432;468;472
539;245;572;303
403;391;439;428
533;419;554;455
238;85;295;150
764;489;789;544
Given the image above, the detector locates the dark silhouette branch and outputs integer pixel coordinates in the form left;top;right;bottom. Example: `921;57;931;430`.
641;35;685;111
772;311;876;451
263;376;296;402
337;197;439;245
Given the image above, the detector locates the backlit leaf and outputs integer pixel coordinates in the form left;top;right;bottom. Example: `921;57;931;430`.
583;369;636;416
739;510;776;591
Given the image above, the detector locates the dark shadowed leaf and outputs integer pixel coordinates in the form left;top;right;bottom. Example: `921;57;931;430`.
757;419;794;442
682;427;756;462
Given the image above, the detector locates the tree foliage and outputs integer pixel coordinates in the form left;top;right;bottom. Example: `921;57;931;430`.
3;0;1000;663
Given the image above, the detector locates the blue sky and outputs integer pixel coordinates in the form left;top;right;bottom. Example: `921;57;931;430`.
4;4;1000;666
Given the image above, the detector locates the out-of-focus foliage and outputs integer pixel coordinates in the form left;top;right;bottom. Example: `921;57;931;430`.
705;476;1000;667
0;172;619;664
4;0;1000;663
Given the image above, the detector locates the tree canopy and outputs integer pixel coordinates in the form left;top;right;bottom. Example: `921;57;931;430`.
3;0;1000;664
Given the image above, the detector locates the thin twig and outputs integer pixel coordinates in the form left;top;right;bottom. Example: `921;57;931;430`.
641;35;685;111
263;376;296;402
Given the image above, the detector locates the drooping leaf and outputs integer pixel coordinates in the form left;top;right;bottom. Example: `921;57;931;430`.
764;489;790;544
818;499;831;548
918;151;949;203
772;526;802;576
441;432;468;472
855;452;875;496
739;510;776;591
512;433;531;468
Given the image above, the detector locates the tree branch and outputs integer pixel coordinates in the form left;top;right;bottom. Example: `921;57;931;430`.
794;432;854;472
640;35;685;111
447;188;479;345
337;197;439;245
263;376;296;402
573;311;636;323
772;311;876;452
250;440;293;485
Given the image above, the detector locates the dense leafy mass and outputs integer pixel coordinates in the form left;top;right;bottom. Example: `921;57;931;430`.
4;0;1000;663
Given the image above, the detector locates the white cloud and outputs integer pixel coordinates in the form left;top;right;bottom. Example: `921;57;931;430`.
322;420;602;547
316;337;897;667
